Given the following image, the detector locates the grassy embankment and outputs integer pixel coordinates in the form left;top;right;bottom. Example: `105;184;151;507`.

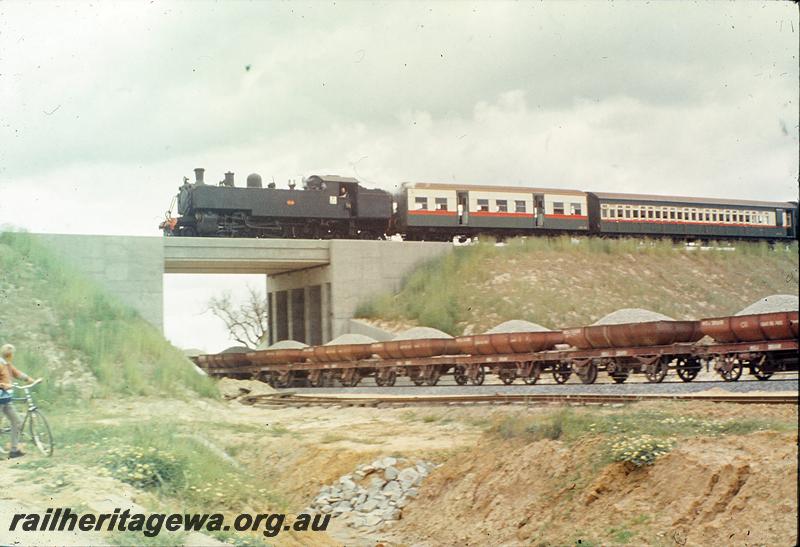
356;236;799;335
0;232;285;545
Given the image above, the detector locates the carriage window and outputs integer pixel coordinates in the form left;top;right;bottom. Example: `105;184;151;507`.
553;202;565;215
677;211;683;220
689;212;695;221
414;197;428;210
647;209;654;219
477;199;489;212
515;200;526;213
609;208;616;218
655;210;661;219
744;214;750;223
669;210;676;220
712;212;718;221
633;209;640;218
496;199;508;212
601;206;608;218
705;212;710;221
725;213;731;222
624;208;631;218
570;202;582;215
617;208;624;218
435;197;448;211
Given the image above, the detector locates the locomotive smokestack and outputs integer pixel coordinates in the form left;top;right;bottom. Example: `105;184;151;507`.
194;167;205;185
224;172;234;187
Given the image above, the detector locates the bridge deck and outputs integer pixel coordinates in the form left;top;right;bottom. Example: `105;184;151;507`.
163;237;331;274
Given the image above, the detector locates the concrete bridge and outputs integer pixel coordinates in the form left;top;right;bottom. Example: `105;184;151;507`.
33;234;451;345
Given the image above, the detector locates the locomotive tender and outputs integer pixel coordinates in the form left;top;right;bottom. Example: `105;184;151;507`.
161;168;798;241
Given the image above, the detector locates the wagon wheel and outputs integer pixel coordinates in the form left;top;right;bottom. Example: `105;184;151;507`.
750;355;773;381
499;368;517;385
308;370;324;388
470;365;486;386
339;369;361;387
522;363;542;385
275;371;293;389
577;362;598;385
610;370;629;384
644;357;669;383
375;368;397;387
716;356;743;382
676;357;701;382
552;361;572;384
453;365;468;385
424;366;442;386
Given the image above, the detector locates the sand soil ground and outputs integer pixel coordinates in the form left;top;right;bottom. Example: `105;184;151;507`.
0;392;796;546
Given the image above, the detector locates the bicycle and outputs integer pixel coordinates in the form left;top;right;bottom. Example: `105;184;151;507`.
0;378;53;457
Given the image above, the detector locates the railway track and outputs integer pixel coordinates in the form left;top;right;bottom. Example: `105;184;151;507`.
244;391;798;408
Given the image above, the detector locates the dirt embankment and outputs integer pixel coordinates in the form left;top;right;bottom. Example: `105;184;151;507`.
393;430;798;546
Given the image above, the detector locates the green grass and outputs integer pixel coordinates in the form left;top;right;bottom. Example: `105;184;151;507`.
487;407;796;444
0;231;217;406
355;236;798;334
51;416;287;512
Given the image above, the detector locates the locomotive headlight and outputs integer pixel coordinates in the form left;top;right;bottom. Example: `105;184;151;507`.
287;199;296;206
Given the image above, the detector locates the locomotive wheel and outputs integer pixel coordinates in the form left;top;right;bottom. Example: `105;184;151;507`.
552;362;572;384
676;358;701;382
470;366;486;386
577;363;598;385
610;371;629;384
453;366;468;385
644;358;669;383
717;357;743;382
522;363;542;385
499;369;517;385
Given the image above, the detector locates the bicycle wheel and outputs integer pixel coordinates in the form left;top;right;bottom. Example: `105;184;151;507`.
28;410;53;457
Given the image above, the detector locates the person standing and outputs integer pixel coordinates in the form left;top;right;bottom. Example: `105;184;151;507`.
0;344;35;458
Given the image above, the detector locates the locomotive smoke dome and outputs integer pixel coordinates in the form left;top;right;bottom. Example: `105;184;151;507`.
193;167;205;185
247;173;263;188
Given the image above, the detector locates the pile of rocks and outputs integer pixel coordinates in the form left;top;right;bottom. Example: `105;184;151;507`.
306;457;437;530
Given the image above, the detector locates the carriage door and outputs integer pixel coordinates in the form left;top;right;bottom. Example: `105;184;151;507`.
775;209;784;228
458;192;469;224
533;194;545;226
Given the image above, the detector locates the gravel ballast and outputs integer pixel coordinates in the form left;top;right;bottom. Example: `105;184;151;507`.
736;294;799;316
393;327;453;340
325;334;377;345
593;308;674;325
257;339;308;350
485;319;551;334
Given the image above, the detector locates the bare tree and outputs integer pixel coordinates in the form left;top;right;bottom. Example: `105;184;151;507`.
206;285;269;349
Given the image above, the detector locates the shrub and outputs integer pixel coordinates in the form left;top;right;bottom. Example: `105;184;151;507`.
609;435;673;467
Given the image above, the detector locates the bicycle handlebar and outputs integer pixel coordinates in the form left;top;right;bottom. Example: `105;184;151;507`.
16;378;42;390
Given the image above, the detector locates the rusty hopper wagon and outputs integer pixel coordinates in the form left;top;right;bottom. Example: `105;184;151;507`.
194;311;798;387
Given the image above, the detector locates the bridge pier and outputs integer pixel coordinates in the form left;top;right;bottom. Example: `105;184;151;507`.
266;240;450;344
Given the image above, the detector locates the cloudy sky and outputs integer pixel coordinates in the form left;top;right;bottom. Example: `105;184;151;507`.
2;1;797;351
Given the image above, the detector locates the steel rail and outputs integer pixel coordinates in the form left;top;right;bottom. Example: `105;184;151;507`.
242;391;798;407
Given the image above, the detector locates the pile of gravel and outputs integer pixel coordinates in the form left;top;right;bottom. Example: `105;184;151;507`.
306;457;438;531
736;294;799;316
256;339;308;350
593;308;674;325
485;319;551;334
393;327;453;340
325;333;377;346
220;346;249;354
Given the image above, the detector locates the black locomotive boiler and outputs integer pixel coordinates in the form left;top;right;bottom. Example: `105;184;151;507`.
161;168;393;239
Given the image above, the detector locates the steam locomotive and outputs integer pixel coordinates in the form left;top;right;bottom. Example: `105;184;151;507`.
160;168;798;242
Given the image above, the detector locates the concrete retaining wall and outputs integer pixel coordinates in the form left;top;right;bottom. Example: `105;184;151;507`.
33;234;164;330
